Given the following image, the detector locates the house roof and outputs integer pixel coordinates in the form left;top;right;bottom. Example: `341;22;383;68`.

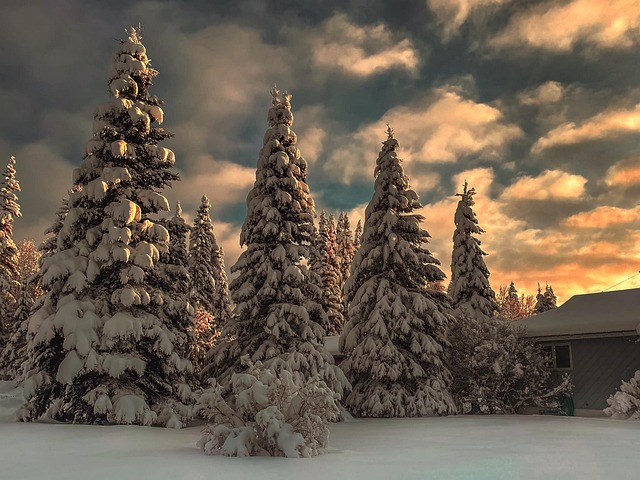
517;288;640;339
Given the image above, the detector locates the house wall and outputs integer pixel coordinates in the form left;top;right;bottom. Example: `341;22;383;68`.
542;335;640;411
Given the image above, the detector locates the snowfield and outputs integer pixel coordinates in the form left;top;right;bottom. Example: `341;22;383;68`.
1;382;638;479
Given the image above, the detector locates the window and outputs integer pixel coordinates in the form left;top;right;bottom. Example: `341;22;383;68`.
542;343;572;370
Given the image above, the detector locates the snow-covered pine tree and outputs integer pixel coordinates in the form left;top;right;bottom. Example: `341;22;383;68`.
534;283;545;314
189;191;231;337
20;27;193;427
212;243;232;333
339;126;456;418
310;211;344;336
335;212;355;286
448;181;499;321
353;219;362;252
39;195;71;259
335;212;354;321
0;279;34;380
0;240;42;380
206;87;347;400
151;201;197;394
0;156;21;345
544;283;557;310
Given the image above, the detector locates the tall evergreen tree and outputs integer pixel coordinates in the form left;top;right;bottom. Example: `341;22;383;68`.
339;126;456;417
20;28;193;427
0;156;21;345
188;194;231;347
207;87;347;398
1;198;68;381
353;219;363;252
0;240;41;380
335;212;354;322
448;181;498;321
0;280;34;380
155;201;194;363
335;212;355;286
310;211;344;335
534;283;545;314
544;283;557;310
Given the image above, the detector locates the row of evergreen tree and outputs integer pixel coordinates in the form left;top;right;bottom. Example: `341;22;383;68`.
0;28;570;456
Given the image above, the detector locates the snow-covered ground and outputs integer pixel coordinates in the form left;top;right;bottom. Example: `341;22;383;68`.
1;381;638;480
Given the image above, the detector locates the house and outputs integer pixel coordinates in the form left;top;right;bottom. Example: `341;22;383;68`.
517;288;640;416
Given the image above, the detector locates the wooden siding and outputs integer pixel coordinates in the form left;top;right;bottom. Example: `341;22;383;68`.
543;336;640;410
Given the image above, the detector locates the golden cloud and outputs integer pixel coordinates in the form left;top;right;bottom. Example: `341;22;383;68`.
325;88;522;182
565;206;640;228
500;170;587;200
428;0;512;39
312;14;419;76
532;104;640;154
490;0;640;51
605;158;640;187
518;81;565;106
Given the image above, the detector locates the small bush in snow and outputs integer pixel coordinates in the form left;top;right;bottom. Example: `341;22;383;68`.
604;370;640;419
196;359;340;457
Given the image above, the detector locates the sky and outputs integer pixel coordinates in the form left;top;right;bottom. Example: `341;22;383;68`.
1;0;639;303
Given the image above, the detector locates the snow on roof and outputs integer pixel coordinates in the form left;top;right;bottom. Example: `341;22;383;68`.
517;288;640;339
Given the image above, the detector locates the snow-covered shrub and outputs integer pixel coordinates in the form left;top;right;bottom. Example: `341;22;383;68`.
197;359;340;457
449;311;572;414
604;371;640;419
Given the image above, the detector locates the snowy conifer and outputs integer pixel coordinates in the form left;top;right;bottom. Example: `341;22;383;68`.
335;212;355;286
152;201;196;383
20;28;193;427
339;126;456;418
353;219;362;252
604;370;640;419
310;211;344;336
189;195;229;327
206;87;347;401
39;195;71;259
0;240;41;380
0;280;34;380
544;283;557;310
0;156;21;344
448;181;499;321
534;283;545;314
335;212;354;321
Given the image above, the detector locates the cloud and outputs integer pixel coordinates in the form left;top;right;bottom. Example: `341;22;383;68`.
501;170;587;201
604;157;640;187
427;0;512;40
169;157;255;214
564;205;640;228
518;81;565;106
294;105;329;165
311;14;419;76
490;0;640;52
325;87;522;183
531;104;640;154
